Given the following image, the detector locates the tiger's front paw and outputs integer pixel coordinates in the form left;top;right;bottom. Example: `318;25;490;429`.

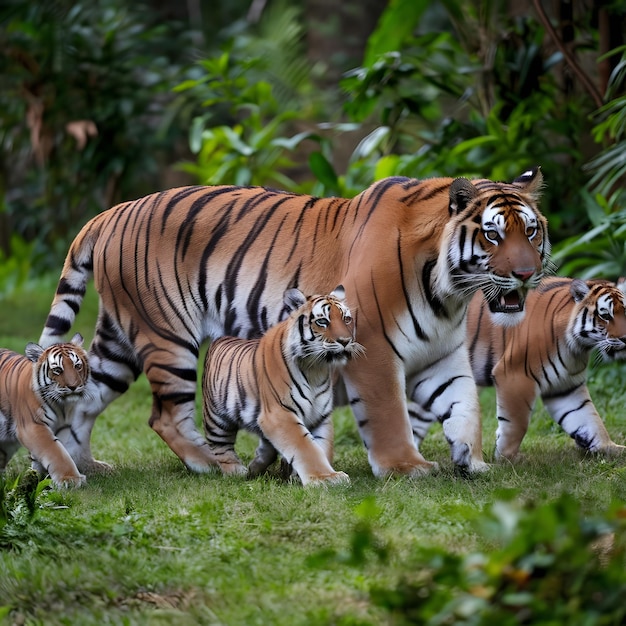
595;443;626;457
302;471;350;487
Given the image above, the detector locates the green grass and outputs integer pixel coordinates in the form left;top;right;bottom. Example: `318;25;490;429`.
1;283;626;624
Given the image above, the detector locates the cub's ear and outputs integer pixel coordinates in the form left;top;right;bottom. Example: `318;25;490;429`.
283;288;307;313
449;178;478;215
25;342;44;363
570;278;590;303
330;285;345;300
512;166;543;199
70;333;84;347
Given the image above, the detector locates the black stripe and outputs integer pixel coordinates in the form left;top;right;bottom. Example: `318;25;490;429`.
56;277;86;296
422;259;448;319
543;381;585;401
148;363;197;382
160;187;206;234
423;376;465;411
156;392;196;405
44;314;72;335
91;370;131;394
557;399;593;425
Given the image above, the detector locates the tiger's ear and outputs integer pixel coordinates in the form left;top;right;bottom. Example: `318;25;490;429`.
330;285;345;300
570;279;590;303
70;332;84;347
283;288;307;313
25;342;44;363
449;178;478;215
512;166;543;199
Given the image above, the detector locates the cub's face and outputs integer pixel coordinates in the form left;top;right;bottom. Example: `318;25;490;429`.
25;333;90;403
284;286;365;365
570;280;626;360
448;167;550;327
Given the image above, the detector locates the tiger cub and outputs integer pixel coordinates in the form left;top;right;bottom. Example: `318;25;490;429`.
0;333;90;487
410;277;626;459
202;286;363;486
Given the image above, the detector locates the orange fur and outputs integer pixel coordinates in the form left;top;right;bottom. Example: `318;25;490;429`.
409;277;626;458
203;287;362;486
40;170;549;476
0;334;89;487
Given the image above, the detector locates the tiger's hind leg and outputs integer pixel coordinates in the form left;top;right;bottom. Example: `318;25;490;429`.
542;385;626;456
150;391;223;474
142;344;223;473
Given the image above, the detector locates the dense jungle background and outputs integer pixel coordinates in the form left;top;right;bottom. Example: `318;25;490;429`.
1;0;626;289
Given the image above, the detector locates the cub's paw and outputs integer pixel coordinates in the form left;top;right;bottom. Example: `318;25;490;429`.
408;460;439;476
53;473;87;489
219;462;247;477
303;471;350;487
82;459;114;475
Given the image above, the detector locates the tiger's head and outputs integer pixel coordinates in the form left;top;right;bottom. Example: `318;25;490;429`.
447;166;550;326
283;285;365;366
25;333;90;404
569;279;626;361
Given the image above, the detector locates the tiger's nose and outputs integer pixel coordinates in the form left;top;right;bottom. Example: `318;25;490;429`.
512;268;535;282
337;337;351;347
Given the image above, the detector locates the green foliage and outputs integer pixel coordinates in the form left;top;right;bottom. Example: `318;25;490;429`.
586;47;626;197
552;192;626;279
347;493;626;625
0;0;193;269
176;2;324;191
176;52;320;189
552;49;626;279
0;234;35;297
325;3;589;238
0;470;51;549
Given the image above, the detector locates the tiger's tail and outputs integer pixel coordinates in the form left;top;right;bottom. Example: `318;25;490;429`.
39;212;108;348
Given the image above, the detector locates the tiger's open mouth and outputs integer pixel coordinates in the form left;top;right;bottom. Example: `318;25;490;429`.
486;289;526;314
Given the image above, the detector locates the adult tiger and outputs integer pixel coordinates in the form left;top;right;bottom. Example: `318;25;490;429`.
410;277;626;459
39;168;549;476
203;285;363;486
0;334;90;488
